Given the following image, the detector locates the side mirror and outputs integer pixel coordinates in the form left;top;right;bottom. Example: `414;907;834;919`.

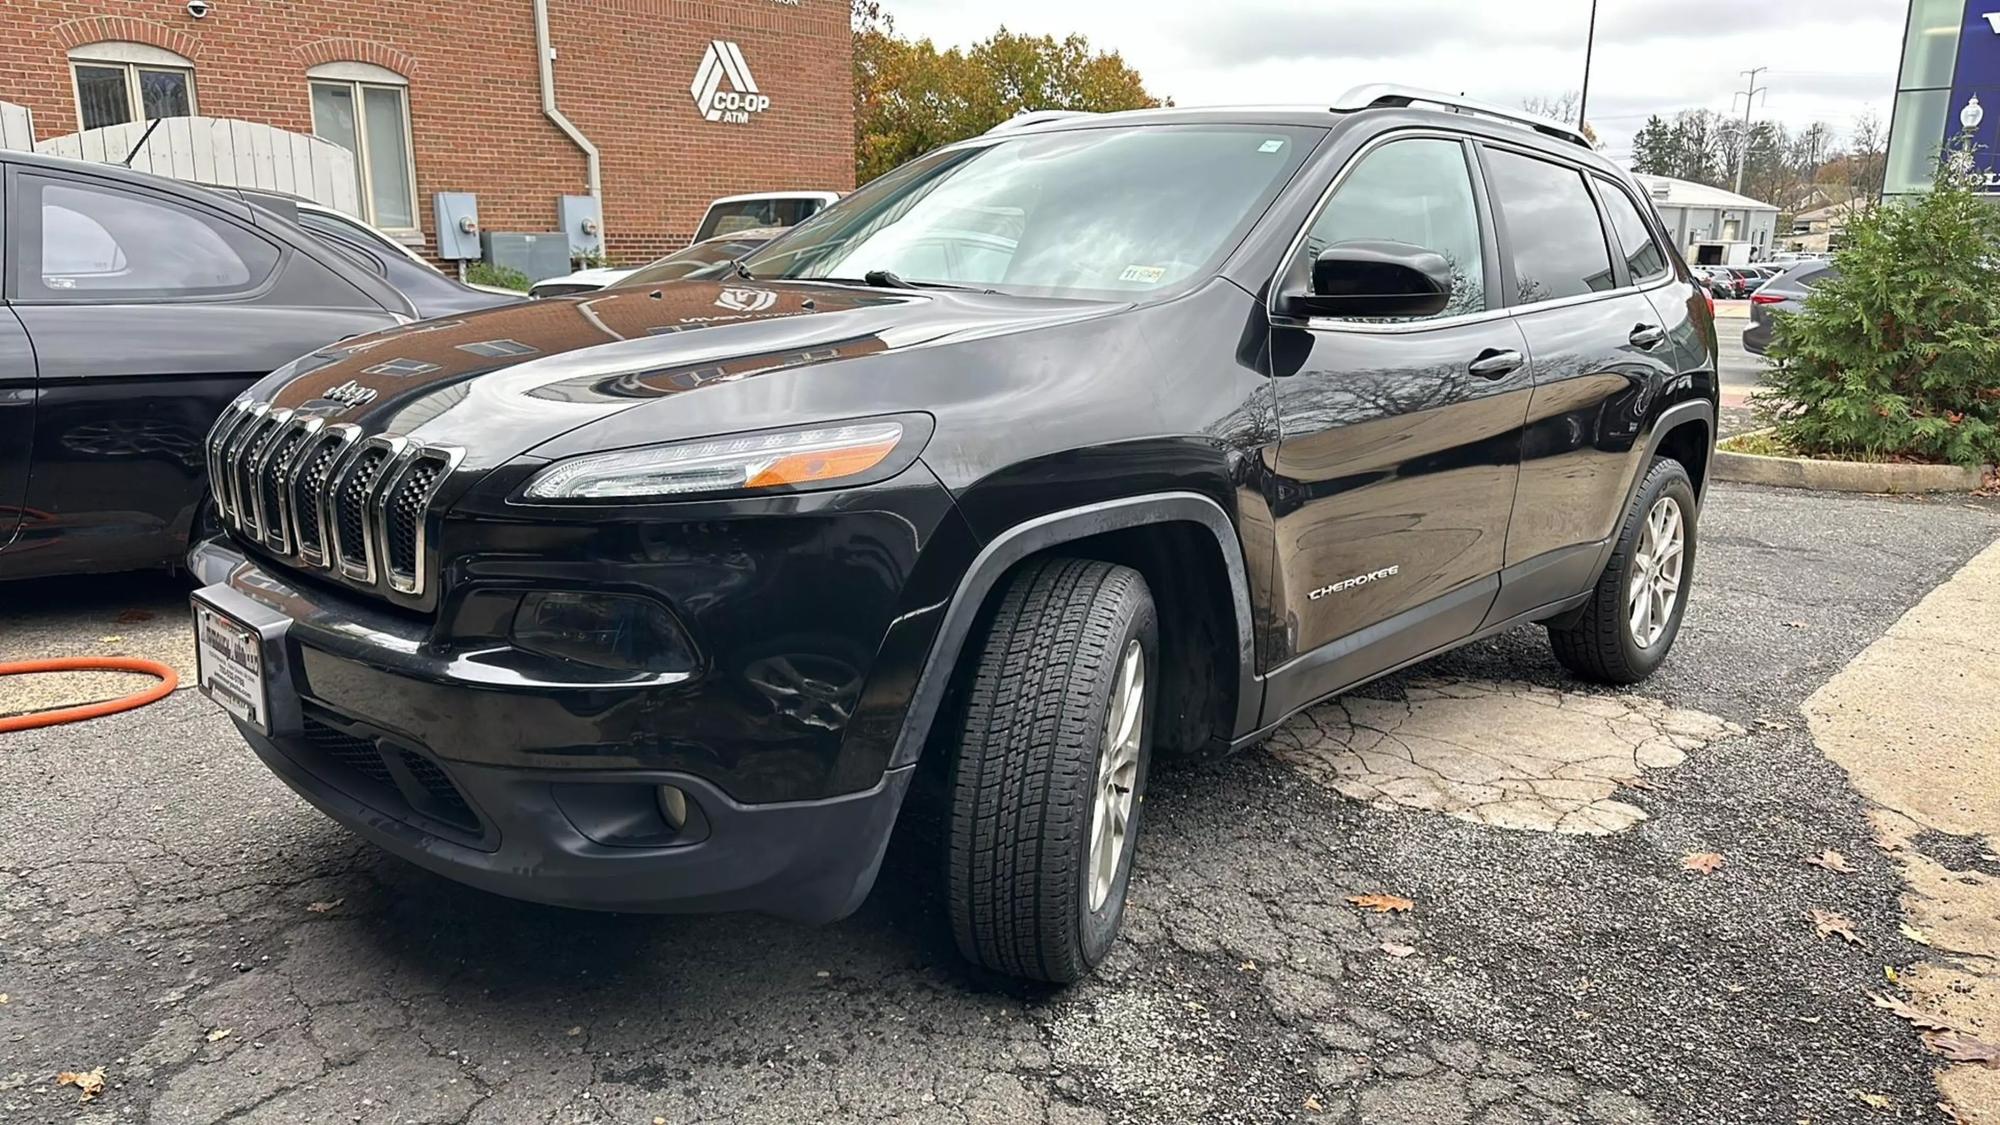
1278;240;1454;320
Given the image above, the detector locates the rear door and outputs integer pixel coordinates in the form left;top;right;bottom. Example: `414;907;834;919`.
1263;134;1533;714
1480;145;1682;616
3;165;403;576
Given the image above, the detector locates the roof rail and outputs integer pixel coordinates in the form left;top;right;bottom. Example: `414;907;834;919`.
1332;84;1592;149
985;109;1094;134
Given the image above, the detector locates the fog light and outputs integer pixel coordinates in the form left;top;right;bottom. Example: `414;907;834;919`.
657;785;689;831
510;591;695;673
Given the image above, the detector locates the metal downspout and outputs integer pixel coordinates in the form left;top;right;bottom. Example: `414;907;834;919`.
533;0;602;237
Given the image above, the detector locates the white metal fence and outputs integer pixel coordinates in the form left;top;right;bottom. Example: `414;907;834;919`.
32;116;361;215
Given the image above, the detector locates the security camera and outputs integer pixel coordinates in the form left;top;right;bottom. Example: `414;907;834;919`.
186;0;210;18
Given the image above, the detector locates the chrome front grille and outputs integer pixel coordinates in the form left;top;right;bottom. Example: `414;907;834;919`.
205;399;461;600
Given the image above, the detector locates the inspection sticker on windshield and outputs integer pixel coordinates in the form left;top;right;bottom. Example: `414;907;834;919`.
1258;139;1287;153
1119;265;1167;284
194;602;268;733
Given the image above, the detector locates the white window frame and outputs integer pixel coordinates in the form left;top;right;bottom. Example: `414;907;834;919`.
68;42;197;131
306;63;419;235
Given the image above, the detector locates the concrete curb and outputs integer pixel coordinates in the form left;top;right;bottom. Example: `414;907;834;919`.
1714;431;1993;494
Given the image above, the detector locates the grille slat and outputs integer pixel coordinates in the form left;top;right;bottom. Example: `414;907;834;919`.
386;459;445;584
292;436;346;561
334;448;390;573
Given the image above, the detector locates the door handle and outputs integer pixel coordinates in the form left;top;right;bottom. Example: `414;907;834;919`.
1467;348;1524;380
1629;324;1667;350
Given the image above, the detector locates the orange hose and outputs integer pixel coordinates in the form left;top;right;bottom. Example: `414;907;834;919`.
0;657;181;733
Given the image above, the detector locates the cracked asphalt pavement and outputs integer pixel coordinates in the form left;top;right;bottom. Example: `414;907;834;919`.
5;479;2000;1124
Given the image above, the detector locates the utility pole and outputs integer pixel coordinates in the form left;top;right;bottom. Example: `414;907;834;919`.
1577;0;1599;138
1732;66;1768;195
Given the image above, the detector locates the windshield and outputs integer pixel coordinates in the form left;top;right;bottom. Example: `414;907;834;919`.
740;124;1322;299
695;197;825;241
615;236;772;288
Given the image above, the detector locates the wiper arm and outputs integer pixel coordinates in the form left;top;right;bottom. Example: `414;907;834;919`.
728;259;755;281
859;269;990;293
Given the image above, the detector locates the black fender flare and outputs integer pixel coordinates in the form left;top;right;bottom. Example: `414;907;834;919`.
887;491;1262;769
1586;396;1716;580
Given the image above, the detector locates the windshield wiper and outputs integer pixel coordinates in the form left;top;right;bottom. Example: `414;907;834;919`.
851;269;991;292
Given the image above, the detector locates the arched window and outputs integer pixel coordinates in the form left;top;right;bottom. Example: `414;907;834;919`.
69;42;196;131
307;62;416;233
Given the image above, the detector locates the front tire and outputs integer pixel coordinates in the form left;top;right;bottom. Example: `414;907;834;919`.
1547;457;1698;685
944;557;1157;983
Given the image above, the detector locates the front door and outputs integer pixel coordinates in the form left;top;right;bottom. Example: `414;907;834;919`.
0;306;33;553
1263;135;1533;717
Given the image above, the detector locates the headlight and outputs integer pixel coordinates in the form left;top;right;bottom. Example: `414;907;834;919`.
521;420;910;501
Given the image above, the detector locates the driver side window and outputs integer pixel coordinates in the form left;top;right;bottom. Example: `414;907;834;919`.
1303;138;1487;321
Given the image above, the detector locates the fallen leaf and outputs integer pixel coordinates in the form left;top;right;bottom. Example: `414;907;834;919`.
1805;850;1852;873
655;1118;668;1125
0;993;8;1004
1346;893;1414;914
98;635;124;644
1868;992;1957;1032
1812;909;1862;946
1238;960;1257;972
56;1068;105;1102
1853;1090;1891;1111
1725;983;1747;994
1923;1030;2000;1067
1683;852;1726;875
1885;966;1899;984
305;898;343;913
205;1028;232;1043
114;609;155;624
566;1026;583;1036
1304;1095;1324;1113
1380;942;1418;958
1900;923;1932;946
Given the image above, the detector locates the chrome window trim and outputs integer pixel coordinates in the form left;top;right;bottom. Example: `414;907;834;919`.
1274;128;1685;337
376;445;463;596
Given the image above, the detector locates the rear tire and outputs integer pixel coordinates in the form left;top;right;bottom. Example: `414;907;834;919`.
944;557;1157;983
1547;457;1698;685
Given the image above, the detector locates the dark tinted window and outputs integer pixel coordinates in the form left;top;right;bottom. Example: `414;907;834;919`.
1483;149;1616;305
26;177;279;300
1595;180;1668;282
1303;138;1486;319
617;237;771;287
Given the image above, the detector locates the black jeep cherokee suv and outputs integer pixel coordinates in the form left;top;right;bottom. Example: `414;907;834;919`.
190;87;1715;983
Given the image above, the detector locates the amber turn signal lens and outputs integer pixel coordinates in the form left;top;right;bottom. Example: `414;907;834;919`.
743;433;902;488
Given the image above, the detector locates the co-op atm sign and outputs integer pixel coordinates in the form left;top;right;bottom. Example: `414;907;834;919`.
691;40;772;124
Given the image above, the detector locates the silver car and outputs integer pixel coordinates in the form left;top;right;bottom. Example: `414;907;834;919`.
1744;259;1839;355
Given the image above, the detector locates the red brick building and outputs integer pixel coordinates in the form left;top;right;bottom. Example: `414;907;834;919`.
0;0;854;264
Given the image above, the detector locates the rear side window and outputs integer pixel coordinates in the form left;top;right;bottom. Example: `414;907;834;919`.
1303;138;1487;320
1594;181;1668;283
1482;149;1616;305
25;176;279;300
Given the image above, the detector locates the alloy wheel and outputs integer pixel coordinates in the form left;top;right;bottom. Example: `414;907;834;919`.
1087;639;1145;912
1627;495;1685;649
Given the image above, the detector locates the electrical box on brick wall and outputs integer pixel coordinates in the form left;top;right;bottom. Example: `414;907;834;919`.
482;232;572;283
433;193;482;260
559;195;603;261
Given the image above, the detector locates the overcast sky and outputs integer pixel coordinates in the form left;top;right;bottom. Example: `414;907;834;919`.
875;0;1908;164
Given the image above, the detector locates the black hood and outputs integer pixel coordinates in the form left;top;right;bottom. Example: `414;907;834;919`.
257;279;1110;470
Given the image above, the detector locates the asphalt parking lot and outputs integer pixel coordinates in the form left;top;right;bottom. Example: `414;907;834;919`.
5;315;1998;1124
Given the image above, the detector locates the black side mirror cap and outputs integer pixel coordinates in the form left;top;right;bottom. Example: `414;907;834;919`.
1277;240;1455;320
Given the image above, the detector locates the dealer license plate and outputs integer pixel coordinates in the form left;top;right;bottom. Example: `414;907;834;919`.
194;601;268;733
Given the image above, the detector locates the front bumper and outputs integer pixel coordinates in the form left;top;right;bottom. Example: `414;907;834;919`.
190;544;916;922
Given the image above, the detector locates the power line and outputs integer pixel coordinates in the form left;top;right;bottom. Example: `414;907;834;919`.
1732;66;1769;194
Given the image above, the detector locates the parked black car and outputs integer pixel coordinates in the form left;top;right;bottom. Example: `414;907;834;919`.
236;191;522;320
189;88;1716;983
0;152;423;582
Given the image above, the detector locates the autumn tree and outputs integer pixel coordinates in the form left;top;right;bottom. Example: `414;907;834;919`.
852;1;1165;183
